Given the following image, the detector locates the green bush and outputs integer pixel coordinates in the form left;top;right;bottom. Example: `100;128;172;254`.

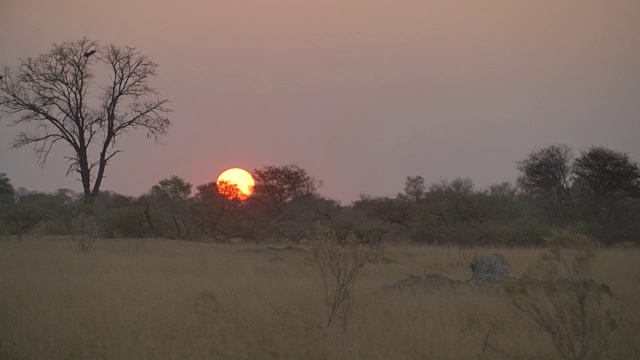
97;207;149;238
490;218;552;246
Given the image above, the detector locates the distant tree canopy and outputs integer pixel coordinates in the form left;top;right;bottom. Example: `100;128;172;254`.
252;164;319;207
515;144;640;206
513;144;640;244
517;144;573;204
0;174;16;235
0;39;171;205
402;176;426;202
574;146;640;199
429;177;475;194
0;147;638;246
486;182;518;197
0;173;15;204
150;175;192;203
516;144;575;223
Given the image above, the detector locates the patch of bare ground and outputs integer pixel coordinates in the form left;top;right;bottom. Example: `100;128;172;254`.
385;273;508;294
385;273;612;297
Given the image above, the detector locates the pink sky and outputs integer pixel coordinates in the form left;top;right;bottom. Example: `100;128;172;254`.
1;0;639;203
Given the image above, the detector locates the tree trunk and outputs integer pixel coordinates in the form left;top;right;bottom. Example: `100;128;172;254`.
145;204;158;238
172;215;181;239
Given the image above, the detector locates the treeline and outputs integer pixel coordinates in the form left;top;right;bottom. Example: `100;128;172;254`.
0;145;639;246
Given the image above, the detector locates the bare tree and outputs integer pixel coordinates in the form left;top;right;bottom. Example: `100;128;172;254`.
0;39;170;205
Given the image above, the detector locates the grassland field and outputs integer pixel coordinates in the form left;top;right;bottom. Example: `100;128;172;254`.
1;237;639;359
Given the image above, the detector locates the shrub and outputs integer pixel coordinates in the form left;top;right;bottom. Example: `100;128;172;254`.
328;210;397;263
506;232;621;360
460;248;479;274
310;224;365;329
97;206;149;238
491;217;552;246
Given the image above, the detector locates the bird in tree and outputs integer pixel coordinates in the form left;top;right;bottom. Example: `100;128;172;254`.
0;38;171;206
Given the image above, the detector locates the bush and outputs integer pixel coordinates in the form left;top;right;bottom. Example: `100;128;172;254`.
327;210;398;263
506;232;621;360
97;206;150;238
490;217;552;246
310;224;365;329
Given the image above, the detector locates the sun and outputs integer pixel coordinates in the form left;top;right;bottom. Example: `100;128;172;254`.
216;168;255;200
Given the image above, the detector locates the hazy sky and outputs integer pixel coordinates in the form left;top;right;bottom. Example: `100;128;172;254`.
1;0;639;203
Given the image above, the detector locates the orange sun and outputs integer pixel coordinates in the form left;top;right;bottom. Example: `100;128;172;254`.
216;168;255;200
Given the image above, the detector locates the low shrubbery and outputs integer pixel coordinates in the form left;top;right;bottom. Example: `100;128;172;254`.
1;152;639;248
506;232;622;360
309;224;365;329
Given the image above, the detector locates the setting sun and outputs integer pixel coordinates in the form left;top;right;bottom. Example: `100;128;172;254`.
216;168;255;200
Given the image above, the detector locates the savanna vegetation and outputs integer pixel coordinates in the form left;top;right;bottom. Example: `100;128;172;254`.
1;40;638;248
1;144;638;248
2;40;640;359
0;144;639;359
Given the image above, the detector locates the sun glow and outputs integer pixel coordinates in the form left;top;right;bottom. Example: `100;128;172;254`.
216;168;255;200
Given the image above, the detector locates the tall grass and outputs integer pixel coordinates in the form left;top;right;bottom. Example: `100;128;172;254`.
506;233;622;360
310;226;365;329
0;237;638;359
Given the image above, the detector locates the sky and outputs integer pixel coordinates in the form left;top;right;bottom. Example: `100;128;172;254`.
1;0;639;204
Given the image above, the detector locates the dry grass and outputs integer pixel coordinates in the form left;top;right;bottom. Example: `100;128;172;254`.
0;237;638;359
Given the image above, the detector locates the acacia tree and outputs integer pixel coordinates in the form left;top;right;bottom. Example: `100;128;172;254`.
244;164;321;241
517;144;574;223
0;38;170;205
574;146;640;199
402;175;426;202
251;164;319;207
191;181;243;240
144;176;194;239
150;175;192;203
573;147;640;243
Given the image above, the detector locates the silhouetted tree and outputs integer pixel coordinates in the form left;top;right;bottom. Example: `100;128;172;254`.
517;144;574;223
191;181;243;241
354;195;414;228
574;146;640;199
0;38;171;205
424;178;493;245
402;175;426;202
573;147;640;244
486;181;518;197
143;176;194;238
4;190;62;239
0;173;15;203
150;175;192;203
252;164;319;207
428;177;475;194
274;195;342;243
0;174;16;235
